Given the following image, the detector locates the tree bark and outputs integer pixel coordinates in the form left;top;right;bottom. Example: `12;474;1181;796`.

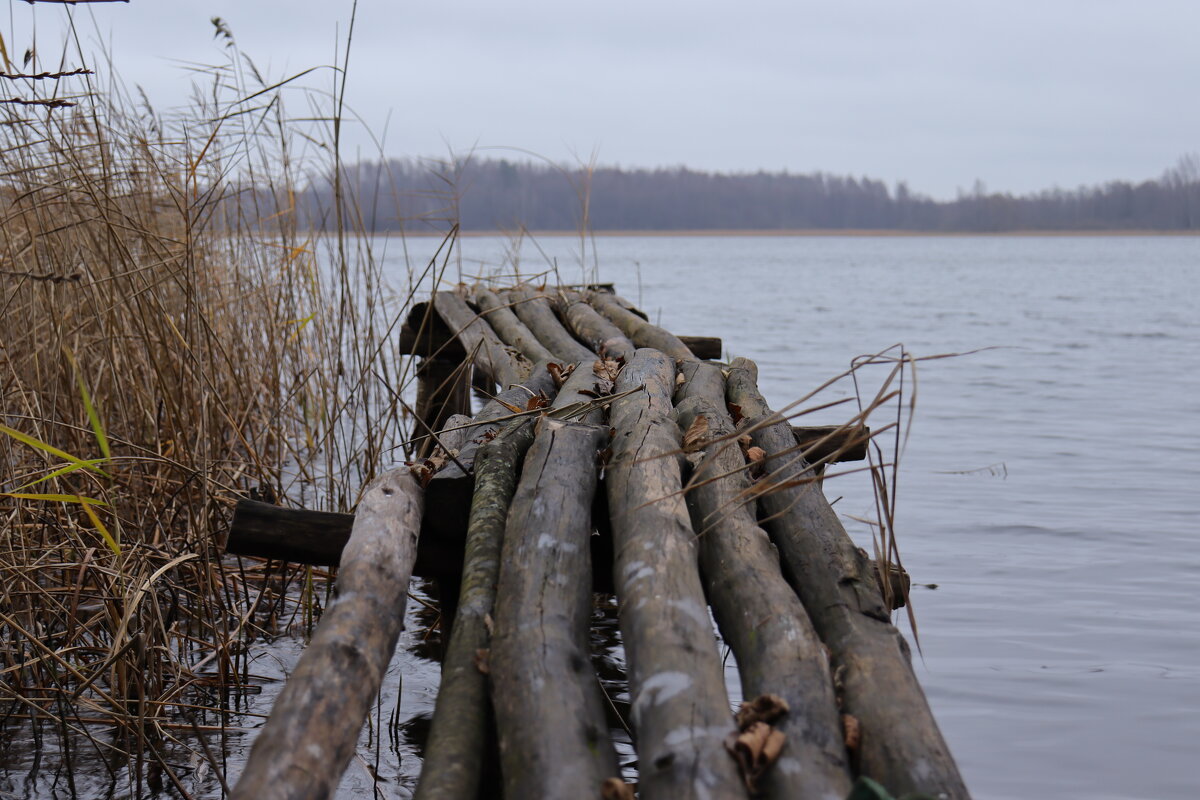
505;284;597;363
489;417;620;798
724;358;969;800
415;419;538;800
606;349;745;800
230;470;423;800
675;361;852;800
587;291;696;360
432;290;532;389
554;290;637;362
471;284;558;364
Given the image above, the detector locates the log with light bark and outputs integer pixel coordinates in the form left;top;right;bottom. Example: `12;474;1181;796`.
724;357;969;800
505;284;597;363
675;360;852;800
471;284;558;364
553;290;637;362
431;291;531;389
230;469;423;800
489;417;621;798
605;349;745;799
587;290;696;360
415;418;538;800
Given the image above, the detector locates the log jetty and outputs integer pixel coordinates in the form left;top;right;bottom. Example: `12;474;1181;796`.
225;283;968;800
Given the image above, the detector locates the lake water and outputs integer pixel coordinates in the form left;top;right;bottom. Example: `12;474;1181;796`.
380;233;1200;800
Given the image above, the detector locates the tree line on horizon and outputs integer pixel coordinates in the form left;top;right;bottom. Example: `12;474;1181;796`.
301;154;1200;233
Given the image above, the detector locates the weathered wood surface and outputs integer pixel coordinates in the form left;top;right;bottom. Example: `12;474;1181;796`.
674;361;853;800
725;358;969;799
230;470;423;800
587;290;696;360
471;284;558;364
554;290;637;362
606;349;744;799
793;424;871;464
399;301;466;359
505;285;597;363
678;335;722;360
489;417;621;798
414;357;472;454
226;500;353;567
415;419;538;800
432;291;531;388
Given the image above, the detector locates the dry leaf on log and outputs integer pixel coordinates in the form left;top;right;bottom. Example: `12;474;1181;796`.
593;358;622;383
474;648;490;675
682;414;710;452
600;777;636;800
725;721;787;795
547;361;574;388
728;402;744;424
735;693;790;729
675;371;686;388
842;713;861;753
526;392;550;411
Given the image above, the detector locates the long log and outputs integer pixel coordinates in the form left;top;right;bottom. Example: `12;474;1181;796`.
398;301;466;359
415;418;538;800
471;284;558;364
489;417;620;797
431;291;531;389
675;361;852;800
725;358;969;799
678;335;722;360
554;290;637;362
587;291;696;360
505;285;597;363
230;469;423;800
414;357;472;454
606;349;744;799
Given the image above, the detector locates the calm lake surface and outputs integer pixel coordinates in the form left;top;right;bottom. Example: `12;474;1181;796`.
379;233;1200;800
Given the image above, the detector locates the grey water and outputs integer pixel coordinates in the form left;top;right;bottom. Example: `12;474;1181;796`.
381;233;1199;800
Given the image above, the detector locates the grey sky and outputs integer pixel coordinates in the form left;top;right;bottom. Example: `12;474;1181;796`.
11;0;1200;198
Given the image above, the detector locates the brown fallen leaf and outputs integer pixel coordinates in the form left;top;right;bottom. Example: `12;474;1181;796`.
547;361;575;388
526;392;550;411
682;414;710;452
593;358;622;383
736;693;790;729
842;713;860;753
728;402;744;424
675;371;686;388
474;648;490;675
725;721;788;794
746;446;768;478
600;777;636;800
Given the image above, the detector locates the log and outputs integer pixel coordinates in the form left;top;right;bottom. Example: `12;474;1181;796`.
505;285;596;363
553;290;637;362
792;425;871;463
489;417;620;797
471;284;557;364
230;470;423;800
724;358;969;799
605;349;744;799
675;361;852;800
432;291;531;389
415;418;538;800
227;500;352;567
398;301;466;359
414;357;472;454
587;291;695;360
678;335;722;360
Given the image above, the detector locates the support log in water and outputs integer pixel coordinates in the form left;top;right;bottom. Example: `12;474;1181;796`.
472;284;558;364
724;358;969;800
606;349;744;799
414;357;472;454
489;417;621;797
432;291;531;389
505;285;597;363
231;469;423;800
677;335;722;360
587;291;696;360
554;290;637;362
415;418;538;800
675;361;853;800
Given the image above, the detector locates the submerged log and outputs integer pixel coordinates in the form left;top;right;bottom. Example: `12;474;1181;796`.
398;301;466;359
414;357;472;454
587;291;695;360
471;284;558;364
432;291;531;389
489;417;620;798
554;290;637;362
678;335;722;360
416;418;538;800
725;358;969;800
792;424;871;463
674;361;853;800
505;284;597;363
231;469;422;800
606;349;744;799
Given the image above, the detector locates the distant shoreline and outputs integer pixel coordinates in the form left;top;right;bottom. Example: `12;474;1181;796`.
384;228;1200;238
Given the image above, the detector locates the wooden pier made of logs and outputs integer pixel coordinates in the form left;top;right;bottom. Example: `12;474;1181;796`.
224;283;968;800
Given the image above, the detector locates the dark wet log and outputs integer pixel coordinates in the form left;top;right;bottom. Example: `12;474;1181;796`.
675;361;853;800
587;291;696;360
725;358;968;799
416;418;538;800
227;500;352;567
398;301;466;359
606;349;744;799
490;417;620;797
505;285;597;363
415;357;472;456
432;291;531;389
678;335;722;360
231;470;422;800
793;425;871;463
471;284;557;364
554;290;637;362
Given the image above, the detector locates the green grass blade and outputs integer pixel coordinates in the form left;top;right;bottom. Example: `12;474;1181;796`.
81;502;120;555
63;347;111;460
15;459;111;491
1;492;108;506
0;423;112;479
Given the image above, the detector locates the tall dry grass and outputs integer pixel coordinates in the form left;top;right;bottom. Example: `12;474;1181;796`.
0;20;414;795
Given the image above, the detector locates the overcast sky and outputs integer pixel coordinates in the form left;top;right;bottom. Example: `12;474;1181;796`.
10;0;1200;199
